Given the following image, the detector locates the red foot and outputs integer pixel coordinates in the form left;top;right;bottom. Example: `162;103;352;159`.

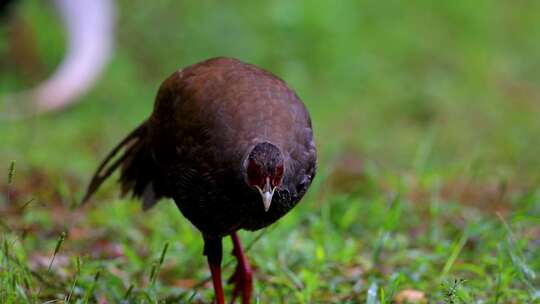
228;232;253;304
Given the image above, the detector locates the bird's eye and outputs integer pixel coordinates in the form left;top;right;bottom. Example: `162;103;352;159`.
247;159;264;187
272;165;284;188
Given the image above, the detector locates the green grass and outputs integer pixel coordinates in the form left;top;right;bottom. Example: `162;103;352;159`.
1;0;540;302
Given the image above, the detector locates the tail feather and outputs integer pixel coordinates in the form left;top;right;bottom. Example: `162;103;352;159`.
81;121;165;208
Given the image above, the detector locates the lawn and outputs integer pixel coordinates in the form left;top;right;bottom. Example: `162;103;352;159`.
1;0;540;303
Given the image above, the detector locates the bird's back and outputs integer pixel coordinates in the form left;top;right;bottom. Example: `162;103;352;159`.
149;58;312;167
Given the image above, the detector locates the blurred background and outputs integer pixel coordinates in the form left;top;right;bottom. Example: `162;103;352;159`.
1;0;539;302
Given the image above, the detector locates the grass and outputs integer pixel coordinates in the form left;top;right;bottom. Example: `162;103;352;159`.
1;0;540;303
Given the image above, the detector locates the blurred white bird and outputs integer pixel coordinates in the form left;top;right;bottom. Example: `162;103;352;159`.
1;0;116;119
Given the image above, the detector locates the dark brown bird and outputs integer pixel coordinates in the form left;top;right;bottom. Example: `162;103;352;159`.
82;57;317;303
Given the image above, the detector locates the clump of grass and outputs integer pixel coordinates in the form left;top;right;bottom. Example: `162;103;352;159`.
442;278;467;304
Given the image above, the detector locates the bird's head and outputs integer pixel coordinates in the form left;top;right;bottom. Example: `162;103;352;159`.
245;142;285;212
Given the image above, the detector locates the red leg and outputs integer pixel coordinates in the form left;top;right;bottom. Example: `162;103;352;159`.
204;238;225;304
228;232;253;304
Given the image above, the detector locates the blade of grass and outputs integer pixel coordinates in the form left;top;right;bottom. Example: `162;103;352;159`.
65;256;82;303
440;229;469;278
123;284;134;301
48;231;67;272
366;280;378;304
84;268;101;304
5;160;16;206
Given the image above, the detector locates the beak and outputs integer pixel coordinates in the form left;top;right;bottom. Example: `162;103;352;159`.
256;179;275;212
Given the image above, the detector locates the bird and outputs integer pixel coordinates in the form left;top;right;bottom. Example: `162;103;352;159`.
82;57;317;303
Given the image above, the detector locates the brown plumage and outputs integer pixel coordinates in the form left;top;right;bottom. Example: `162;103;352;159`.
82;57;317;303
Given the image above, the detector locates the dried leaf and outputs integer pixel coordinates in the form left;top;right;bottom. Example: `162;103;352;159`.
394;289;426;304
173;279;198;289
